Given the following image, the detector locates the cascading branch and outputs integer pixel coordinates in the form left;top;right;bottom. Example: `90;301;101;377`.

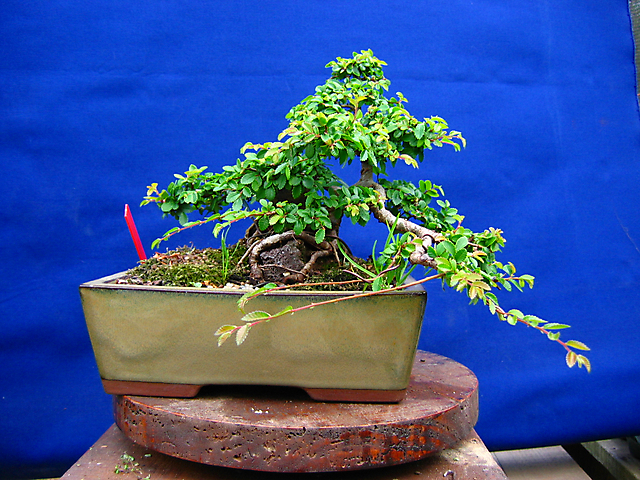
143;49;590;371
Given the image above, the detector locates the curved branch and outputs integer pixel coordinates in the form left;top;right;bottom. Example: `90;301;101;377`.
356;161;440;269
370;202;439;269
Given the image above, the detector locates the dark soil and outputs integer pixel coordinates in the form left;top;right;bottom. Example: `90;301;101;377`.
117;244;375;291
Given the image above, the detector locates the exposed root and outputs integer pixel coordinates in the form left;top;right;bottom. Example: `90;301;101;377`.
301;249;333;276
247;230;335;284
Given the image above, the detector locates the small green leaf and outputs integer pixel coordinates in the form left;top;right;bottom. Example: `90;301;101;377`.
565;340;590;351
265;186;276;200
485;292;498;304
522;315;546;327
269;214;282;225
543;323;571;330
306;143;315;158
213;223;225;237
488;300;497;315
160;201;177;213
215;325;236;336
290;176;301;186
437;258;452;273
237;283;278;312
507;309;524;319
270;305;294;319
518;274;535;287
258;215;270;231
510;278;524;292
315;228;326;244
240;172;256;185
400;154;418;168
302;177;315;189
240;311;271;322
455;236;468;251
184;191;198;203
442;241;455;257
577;355;592;373
471;280;490;291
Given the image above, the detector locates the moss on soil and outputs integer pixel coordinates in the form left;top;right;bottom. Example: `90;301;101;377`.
119;245;374;291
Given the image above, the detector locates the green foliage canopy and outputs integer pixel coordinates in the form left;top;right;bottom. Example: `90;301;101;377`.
143;50;590;371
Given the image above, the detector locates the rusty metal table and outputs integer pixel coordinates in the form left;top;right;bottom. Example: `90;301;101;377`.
110;351;485;474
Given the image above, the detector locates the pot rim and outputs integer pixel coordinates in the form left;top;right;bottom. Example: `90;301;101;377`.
80;272;426;297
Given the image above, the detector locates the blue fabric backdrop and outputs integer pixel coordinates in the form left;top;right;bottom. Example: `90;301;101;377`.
2;1;640;478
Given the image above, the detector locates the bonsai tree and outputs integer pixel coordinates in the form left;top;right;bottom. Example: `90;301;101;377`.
142;50;590;370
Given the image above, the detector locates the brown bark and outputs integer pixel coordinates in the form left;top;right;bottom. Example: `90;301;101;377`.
248;230;333;283
356;161;439;269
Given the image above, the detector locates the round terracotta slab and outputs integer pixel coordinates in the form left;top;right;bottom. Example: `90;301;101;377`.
114;351;478;473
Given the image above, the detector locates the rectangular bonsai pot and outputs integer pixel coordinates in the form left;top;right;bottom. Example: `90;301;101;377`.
79;272;427;402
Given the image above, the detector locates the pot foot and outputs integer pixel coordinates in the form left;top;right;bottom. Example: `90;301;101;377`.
303;387;406;403
101;380;406;402
102;379;203;398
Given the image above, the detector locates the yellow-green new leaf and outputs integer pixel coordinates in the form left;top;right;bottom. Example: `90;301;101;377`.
488;300;497;315
543;323;571;330
241;311;272;322
565;340;590;351
215;325;236;336
507;309;524;319
399;154;418;168
566;351;578;368
237;283;278;312
271;305;294;319
217;331;233;347
471;280;490;291
577;355;592;373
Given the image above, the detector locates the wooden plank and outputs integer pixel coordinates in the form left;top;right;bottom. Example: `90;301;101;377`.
493;446;591;480
62;425;507;479
582;438;640;480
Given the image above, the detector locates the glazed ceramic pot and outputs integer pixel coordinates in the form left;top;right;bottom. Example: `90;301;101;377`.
80;272;427;402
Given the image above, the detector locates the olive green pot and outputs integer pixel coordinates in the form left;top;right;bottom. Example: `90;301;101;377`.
80;272;427;402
